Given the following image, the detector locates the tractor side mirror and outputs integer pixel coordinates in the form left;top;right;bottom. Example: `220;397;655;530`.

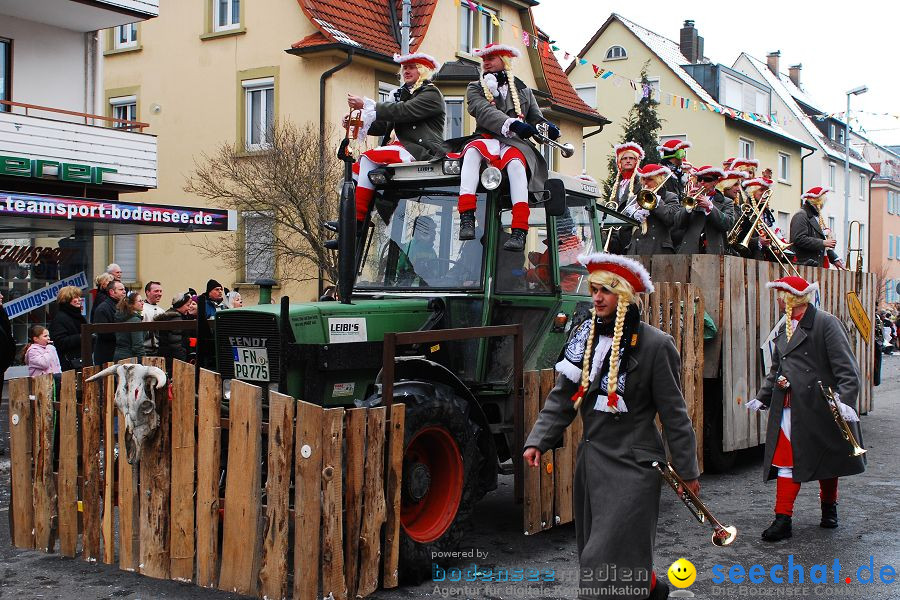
543;178;567;217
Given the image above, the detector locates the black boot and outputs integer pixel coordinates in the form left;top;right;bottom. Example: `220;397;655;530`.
821;502;838;528
761;514;792;541
503;228;527;251
647;581;669;599
459;211;476;240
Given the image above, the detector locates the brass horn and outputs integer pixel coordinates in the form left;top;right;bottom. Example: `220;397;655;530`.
534;122;575;158
629;173;671;234
818;383;866;458
653;461;737;547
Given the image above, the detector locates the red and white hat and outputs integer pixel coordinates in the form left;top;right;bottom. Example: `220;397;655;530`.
722;157;737;169
657;139;692;155
579;253;654;294
730;158;759;171
393;52;441;71
693;165;725;179
474;43;520;59
636;163;672;179
802;186;831;200
742;177;772;190
766;275;819;297
578;173;598;185
614;142;645;161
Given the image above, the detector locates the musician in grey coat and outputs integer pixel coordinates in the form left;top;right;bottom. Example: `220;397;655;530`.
605;143;643;255
748;275;864;541
673;166;735;255
622;165;680;256
788;188;844;268
525;253;699;600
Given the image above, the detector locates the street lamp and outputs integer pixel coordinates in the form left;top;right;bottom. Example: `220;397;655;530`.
844;85;867;264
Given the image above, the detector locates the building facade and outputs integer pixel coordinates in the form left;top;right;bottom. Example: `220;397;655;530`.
102;0;605;303
857;140;900;306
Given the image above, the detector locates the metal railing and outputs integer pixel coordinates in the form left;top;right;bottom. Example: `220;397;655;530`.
0;99;150;132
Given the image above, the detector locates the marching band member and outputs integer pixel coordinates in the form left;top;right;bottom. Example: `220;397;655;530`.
789;187;844;268
457;43;557;251
524;253;699;600
623;164;680;255
729;158;758;179
739;177;784;260
605;142;644;254
747;275;865;541
347;52;445;227
657;139;692;200
673;166;735;255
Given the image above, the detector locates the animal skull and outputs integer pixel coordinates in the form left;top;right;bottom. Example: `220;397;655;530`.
85;364;167;464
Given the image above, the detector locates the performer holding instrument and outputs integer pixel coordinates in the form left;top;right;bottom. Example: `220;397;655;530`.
673;165;735;255
524;253;700;600
658;139;692;199
789;186;845;269
346;52;445;227
605;142;644;254
622;164;680;255
747;275;865;542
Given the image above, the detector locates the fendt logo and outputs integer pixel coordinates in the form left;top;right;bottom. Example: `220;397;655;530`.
228;336;267;347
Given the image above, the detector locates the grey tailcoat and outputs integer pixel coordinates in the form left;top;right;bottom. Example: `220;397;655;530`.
673;190;736;255
626;191;680;255
465;78;549;193
368;83;446;161
605;176;641;254
755;305;865;482
525;322;699;600
788;202;840;268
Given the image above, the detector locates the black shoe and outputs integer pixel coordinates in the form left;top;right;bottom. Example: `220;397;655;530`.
459;211;476;240
648;581;669;599
761;514;792;541
324;239;339;250
821;502;838;528
323;220;339;233
503;229;527;251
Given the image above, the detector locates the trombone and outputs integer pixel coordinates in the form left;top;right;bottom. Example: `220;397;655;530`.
653;462;737;547
681;175;707;212
534;122;575;158
628;173;671;234
847;220;864;291
818;383;866;457
737;191;801;277
600;199;621;252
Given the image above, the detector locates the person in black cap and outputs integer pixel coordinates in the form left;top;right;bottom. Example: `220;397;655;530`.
201;279;225;319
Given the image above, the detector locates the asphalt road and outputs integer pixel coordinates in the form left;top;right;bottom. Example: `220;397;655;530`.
1;354;898;599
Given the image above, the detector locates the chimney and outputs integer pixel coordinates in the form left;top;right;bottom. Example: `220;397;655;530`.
680;20;699;64
766;51;781;76
788;63;802;87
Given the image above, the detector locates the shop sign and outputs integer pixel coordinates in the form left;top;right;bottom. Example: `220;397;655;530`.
0;154;117;185
0;244;78;266
4;271;89;319
0;191;233;231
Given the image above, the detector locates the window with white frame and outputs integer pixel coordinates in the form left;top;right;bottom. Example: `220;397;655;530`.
896;236;900;261
541;141;556;172
738;138;754;160
777;211;789;233
582;142;587;174
778;152;790;181
605;45;627;61
646;77;661;102
243;77;274;150
243;211;275;281
838;126;845;145
113;23;138;49
575;84;597;108
829;163;836;188
890;235;895;260
214;0;241;32
109;95;137;128
828;216;835;234
444;97;464;139
113;235;137;284
478;7;498;48
459;5;474;53
828;123;835;140
0;38;9;110
378;81;397;104
859;174;866;200
722;74;769;114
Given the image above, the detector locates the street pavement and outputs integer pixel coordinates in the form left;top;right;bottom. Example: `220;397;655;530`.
1;355;898;599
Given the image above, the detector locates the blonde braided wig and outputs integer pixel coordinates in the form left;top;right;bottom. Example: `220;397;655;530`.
779;290;811;341
480;57;523;117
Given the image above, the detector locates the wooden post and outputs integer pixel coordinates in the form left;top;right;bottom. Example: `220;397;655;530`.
522;370;541;535
82;366;102;561
196;369;222;588
321;407;347;600
170;359;196;581
102;365;116;564
139;356;171;579
8;377;34;549
58;370;79;557
112;359;139;572
357;407;387;598
32;373;58;553
218;380;263;596
257;392;295;600
343;408;367;599
293;400;323;600
382;403;405;589
538;369;555;531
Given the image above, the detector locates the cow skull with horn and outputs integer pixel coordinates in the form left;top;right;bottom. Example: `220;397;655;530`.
85;364;167;464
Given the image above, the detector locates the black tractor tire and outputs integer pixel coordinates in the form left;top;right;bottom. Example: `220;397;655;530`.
397;382;486;583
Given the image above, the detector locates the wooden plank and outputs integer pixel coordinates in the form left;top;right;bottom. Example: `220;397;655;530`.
9;377;34;549
82;366;102;561
196;369;222;588
321;407;347;600
218;379;263;595
382;403;405;589
672;282;683;350
32;373;57;553
691;285;705;471
538;369;556;530
723;257;750;452
680;285;698;470
170;359;196;582
114;359;139;572
553;370;574;527
745;259;760;445
258;392;295;600
294;400;324;600
343;408;367;599
357;407;387;598
102;365;116;564
691;255;724;378
522;370;541;535
58;370;79;557
139;356;171;579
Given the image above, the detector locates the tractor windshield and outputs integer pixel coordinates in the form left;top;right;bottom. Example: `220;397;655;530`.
356;187;487;290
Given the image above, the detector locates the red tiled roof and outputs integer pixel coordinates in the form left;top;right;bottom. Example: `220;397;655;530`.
293;0;437;58
536;29;607;124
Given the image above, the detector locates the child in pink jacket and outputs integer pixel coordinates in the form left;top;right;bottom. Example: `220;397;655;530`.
24;325;62;376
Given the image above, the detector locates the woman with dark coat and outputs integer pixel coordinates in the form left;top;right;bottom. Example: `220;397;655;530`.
113;291;146;362
48;286;87;371
524;254;700;600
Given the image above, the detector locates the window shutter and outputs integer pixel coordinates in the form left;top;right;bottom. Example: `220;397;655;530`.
113;235;138;284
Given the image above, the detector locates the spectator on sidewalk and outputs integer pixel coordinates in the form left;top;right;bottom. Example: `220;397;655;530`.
155;291;197;372
49;286;87;371
114;291;147;362
93;280;126;365
223;290;243;309
142;281;165;355
24;325;61;377
107;263;123;282
89;272;114;322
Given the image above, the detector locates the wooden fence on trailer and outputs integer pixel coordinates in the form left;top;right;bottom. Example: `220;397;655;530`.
521;282;705;535
6;358;406;600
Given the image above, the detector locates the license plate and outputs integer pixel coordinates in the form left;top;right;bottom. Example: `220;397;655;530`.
232;346;270;381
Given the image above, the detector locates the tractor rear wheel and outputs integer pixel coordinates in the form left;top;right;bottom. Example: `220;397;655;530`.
398;384;485;582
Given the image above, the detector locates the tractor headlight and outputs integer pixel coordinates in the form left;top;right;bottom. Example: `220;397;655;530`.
368;168;390;186
480;166;502;190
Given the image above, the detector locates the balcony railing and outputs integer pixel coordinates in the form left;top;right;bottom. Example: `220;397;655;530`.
0;99;149;132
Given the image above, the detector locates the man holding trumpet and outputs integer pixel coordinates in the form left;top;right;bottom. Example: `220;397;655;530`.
622;164;680;255
673;165;735;255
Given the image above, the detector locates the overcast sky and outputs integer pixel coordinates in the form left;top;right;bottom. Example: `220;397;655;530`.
532;1;900;148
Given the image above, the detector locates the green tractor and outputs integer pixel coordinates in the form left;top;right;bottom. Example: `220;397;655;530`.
214;147;634;578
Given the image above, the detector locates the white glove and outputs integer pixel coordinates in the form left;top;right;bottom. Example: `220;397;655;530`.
832;392;860;422
745;398;766;412
634;209;650;224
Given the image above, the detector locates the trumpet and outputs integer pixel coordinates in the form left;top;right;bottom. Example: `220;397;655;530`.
681;176;707;212
818;383;866;458
653;462;737;547
534;122;575;158
629;174;671;234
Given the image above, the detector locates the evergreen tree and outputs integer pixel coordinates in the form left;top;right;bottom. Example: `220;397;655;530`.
602;61;664;199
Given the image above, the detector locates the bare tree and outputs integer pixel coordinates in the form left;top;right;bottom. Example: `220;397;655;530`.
185;120;342;285
873;262;891;309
